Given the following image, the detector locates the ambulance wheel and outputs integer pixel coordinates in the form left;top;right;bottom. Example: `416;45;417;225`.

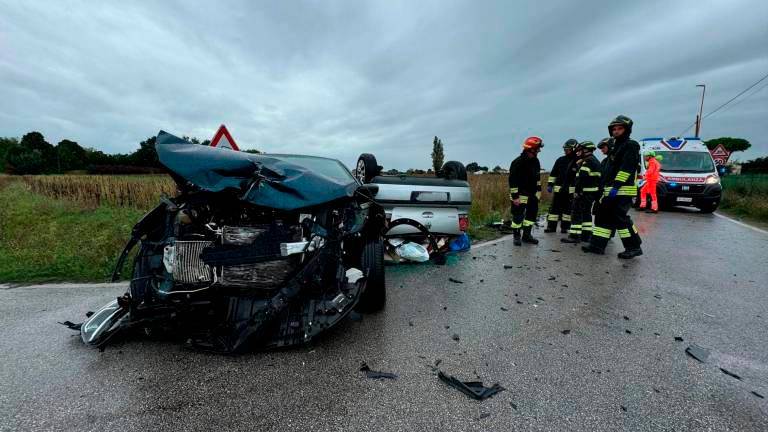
698;202;718;213
356;153;380;184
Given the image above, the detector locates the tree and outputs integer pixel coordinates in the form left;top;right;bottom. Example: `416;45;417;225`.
20;131;56;173
129;136;160;167
431;136;444;173
0;137;19;173
704;137;751;153
6;144;44;174
741;157;768;174
466;162;480;172
492;165;503;173
56;139;87;172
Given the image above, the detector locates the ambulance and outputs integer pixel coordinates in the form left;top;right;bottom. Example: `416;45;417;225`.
638;137;722;213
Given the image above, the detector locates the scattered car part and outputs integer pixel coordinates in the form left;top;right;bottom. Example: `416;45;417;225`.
437;371;505;400
685;344;711;363
359;362;398;380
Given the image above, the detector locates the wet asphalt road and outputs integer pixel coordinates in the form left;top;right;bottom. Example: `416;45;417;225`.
2;210;767;432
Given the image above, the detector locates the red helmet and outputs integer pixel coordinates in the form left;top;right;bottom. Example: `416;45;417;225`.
522;136;543;151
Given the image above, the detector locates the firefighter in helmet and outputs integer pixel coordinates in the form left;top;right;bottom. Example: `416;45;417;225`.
583;116;643;259
562;141;601;243
544;139;578;233
508;136;543;246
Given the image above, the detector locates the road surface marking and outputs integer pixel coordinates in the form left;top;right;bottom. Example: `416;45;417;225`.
473;233;516;250
714;212;768;235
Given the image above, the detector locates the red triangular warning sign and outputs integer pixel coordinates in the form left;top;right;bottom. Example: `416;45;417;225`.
210;125;239;151
709;144;729;157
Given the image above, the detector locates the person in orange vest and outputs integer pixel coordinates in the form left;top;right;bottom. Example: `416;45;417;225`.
639;150;661;213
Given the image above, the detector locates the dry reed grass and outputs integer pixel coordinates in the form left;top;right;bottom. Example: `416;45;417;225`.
21;175;175;210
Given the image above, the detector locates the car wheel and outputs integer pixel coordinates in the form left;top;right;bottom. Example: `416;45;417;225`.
357;237;386;312
698;202;718;213
441;161;467;181
356;153;379;184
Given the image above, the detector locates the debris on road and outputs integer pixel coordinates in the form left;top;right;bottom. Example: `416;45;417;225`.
719;368;741;380
751;391;765;399
58;321;82;331
452;333;461;341
510;402;518;410
503;265;514;269
625;329;632;334
685;344;711;363
437;371;505;401
477;412;491;420
620;405;627;412
674;336;684;342
449;278;464;284
561;329;571;335
500;307;509;311
654;294;662;299
359;362;397;380
623;316;630;321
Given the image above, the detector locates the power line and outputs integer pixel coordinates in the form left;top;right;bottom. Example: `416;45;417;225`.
702;71;768;120
720;79;768;113
678;71;768;136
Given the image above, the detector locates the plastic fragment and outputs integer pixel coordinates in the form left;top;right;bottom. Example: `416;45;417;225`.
437;371;505;400
359;362;397;380
685;344;710;363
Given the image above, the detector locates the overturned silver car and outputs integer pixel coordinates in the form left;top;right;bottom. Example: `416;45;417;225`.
72;132;386;353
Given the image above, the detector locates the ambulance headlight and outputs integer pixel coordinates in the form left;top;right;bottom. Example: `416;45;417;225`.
705;176;720;185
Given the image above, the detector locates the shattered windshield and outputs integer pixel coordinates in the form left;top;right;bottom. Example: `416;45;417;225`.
266;154;356;183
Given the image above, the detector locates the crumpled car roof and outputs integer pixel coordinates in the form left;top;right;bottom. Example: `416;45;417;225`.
156;131;358;211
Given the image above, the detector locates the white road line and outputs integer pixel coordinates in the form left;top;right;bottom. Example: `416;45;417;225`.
473;233;516;249
713;212;768;235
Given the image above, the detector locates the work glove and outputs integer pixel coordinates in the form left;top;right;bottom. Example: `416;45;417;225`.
535;191;541;199
607;187;619;199
546;185;553;193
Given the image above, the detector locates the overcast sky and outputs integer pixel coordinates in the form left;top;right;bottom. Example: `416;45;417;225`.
2;0;767;169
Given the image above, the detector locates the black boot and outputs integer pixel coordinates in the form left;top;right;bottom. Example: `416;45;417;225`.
561;234;580;243
513;229;522;246
560;221;570;234
618;247;643;259
522;226;539;245
544;220;558;233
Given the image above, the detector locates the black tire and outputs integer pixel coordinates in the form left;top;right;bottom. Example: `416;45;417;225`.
698;202;719;213
441;161;467;181
356;153;379;184
357;237;386;312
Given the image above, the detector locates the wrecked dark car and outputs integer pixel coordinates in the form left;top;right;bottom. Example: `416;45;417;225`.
74;131;386;353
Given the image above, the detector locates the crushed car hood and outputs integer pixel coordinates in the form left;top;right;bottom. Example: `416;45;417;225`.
156;131;358;211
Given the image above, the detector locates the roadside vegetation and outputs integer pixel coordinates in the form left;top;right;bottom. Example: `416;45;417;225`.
720;174;768;222
0;179;144;283
0;172;549;283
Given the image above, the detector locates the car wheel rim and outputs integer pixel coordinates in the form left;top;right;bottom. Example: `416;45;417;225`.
356;160;366;182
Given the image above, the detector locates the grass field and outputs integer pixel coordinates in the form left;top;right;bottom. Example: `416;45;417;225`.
0;179;144;283
0;173;550;283
720;174;768;222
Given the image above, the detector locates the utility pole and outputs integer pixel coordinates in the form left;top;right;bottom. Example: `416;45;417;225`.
694;84;706;138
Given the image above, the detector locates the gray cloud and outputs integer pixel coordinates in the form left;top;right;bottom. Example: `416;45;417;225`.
1;0;767;169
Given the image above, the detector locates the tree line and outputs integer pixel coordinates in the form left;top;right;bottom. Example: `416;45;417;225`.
0;132;262;175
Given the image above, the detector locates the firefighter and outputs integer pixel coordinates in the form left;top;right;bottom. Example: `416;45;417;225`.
508;136;543;246
639;150;661;213
544;139;578;233
595;137;614;217
583;115;643;259
562;141;601;243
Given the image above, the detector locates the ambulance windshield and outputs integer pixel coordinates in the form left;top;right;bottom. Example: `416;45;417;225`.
656;151;715;173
